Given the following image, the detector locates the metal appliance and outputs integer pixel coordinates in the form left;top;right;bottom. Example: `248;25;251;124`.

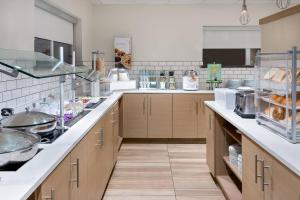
234;89;255;118
183;70;199;91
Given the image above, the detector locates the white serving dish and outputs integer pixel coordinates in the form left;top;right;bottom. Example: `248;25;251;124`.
110;80;136;91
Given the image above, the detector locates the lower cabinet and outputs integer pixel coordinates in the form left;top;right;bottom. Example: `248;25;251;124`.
173;94;198;138
36;155;71;200
148;94;172;138
113;102;120;163
35;108;118;200
205;106;215;176
123;94;173;138
243;136;300;200
70;135;88;200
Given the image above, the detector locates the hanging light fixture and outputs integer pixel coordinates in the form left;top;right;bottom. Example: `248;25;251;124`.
240;0;250;25
276;0;291;9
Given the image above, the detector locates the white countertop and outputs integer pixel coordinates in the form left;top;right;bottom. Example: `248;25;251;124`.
125;89;214;94
205;101;300;177
0;89;213;200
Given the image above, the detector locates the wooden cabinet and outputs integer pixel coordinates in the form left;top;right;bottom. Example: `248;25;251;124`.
242;136;264;200
87;119;106;200
37;156;70;200
243;136;300;200
123;94;173;138
102;108;114;185
197;94;214;138
70;136;88;200
205;106;215;176
148;94;172;138
123;94;148;138
173;94;198;138
260;6;300;52
113;102;120;163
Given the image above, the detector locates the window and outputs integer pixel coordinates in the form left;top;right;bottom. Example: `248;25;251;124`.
34;37;51;56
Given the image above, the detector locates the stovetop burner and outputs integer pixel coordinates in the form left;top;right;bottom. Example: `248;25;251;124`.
39;128;66;144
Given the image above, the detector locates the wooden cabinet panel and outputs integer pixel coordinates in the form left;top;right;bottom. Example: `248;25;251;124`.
123;94;148;138
148;94;173;138
205;106;215;176
197;94;214;138
70;136;88;200
173;94;197;138
37;156;70;200
242;136;264;200
103;108;114;185
113;102;120;163
87;120;106;200
263;151;300;200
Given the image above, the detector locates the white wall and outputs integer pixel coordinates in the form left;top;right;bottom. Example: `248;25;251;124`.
92;4;280;61
0;0;34;51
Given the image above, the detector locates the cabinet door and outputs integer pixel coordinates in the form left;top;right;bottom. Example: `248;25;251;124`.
205;106;215;176
87;120;106;200
123;94;148;138
70;136;88;200
197;94;214;138
37;156;70;200
263;151;300;200
242;136;264;200
103;109;115;184
113;102;120;163
148;94;173;138
173;94;197;138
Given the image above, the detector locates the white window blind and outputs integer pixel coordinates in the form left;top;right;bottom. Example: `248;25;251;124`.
203;26;261;49
34;7;73;45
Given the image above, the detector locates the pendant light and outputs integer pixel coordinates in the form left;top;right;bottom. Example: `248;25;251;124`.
276;0;291;9
240;0;250;25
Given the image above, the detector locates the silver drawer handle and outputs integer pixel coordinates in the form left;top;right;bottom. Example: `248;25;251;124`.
71;158;80;188
262;160;271;191
95;128;104;147
255;155;263;183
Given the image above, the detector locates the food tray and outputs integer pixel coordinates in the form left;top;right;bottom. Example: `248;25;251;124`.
260;96;300;110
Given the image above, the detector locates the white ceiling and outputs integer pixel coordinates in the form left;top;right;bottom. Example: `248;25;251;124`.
92;0;287;5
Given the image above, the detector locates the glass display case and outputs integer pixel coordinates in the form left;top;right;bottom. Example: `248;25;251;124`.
255;47;300;143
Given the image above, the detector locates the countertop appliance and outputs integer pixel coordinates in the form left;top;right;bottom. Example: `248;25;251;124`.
0;128;40;167
183;70;199;91
234;89;255;118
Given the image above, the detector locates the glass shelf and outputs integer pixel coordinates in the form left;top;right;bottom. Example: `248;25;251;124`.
0;48;90;79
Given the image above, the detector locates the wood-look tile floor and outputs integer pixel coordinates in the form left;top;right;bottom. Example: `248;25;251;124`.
103;144;225;200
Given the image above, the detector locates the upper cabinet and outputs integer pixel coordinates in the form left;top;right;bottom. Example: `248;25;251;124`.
260;4;300;52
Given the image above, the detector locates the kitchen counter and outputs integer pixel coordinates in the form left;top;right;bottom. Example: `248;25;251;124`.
205;101;300;177
125;89;214;94
0;89;213;200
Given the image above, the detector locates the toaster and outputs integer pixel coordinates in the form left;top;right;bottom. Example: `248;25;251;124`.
234;90;255;118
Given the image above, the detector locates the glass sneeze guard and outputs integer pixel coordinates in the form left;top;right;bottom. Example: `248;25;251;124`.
0;48;90;79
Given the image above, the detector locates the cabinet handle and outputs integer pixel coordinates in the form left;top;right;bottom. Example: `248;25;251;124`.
149;97;152;116
71;158;80;188
143;97;146;115
262;160;271;192
43;188;55;200
199;98;203;108
95;128;104;147
209;114;212;130
255;155;263;183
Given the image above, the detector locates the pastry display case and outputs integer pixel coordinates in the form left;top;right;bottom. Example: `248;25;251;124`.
255;47;300;143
